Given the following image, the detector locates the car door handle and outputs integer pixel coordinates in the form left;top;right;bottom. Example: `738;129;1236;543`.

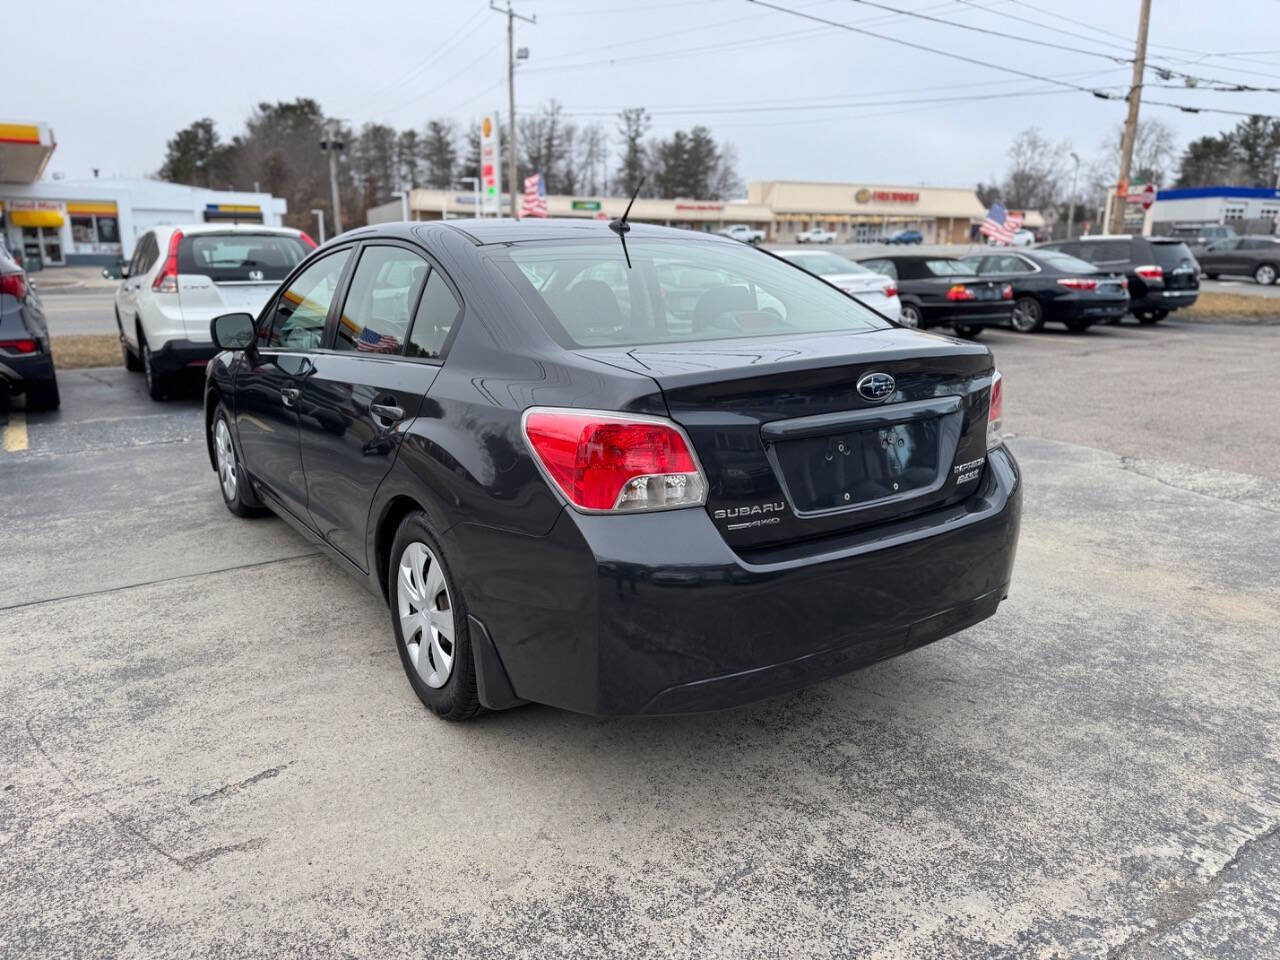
370;401;405;423
280;387;300;407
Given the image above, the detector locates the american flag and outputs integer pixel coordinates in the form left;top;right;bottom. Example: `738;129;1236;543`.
355;325;400;353
520;172;547;219
979;202;1024;245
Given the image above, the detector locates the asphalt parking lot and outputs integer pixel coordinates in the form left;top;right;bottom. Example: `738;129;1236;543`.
3;313;1279;957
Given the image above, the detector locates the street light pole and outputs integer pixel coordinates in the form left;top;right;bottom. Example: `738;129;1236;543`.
491;1;535;220
1067;152;1080;240
1107;0;1152;235
321;120;346;236
309;208;326;244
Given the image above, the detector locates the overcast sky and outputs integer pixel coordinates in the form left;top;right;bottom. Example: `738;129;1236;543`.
14;0;1280;191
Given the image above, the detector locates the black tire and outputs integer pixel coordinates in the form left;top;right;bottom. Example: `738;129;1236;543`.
139;330;169;401
1063;317;1094;334
952;324;983;340
210;404;264;517
1136;309;1168;325
1009;296;1045;333
1254;262;1277;286
898;303;923;329
118;311;142;372
388;512;482;721
25;373;60;411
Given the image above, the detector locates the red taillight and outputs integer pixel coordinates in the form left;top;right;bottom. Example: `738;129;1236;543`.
987;370;1004;452
522;409;708;512
1135;264;1163;281
946;284;976;301
299;232;318;250
1057;277;1099;291
1001;283;1013;299
1121;277;1129;290
152;230;183;293
883;284;898;298
1;272;28;300
0;338;38;355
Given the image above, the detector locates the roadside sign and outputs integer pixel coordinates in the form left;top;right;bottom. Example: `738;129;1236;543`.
480;114;501;217
572;200;601;211
1141;184;1156;210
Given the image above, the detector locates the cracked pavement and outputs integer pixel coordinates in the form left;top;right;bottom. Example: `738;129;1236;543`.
1;318;1278;958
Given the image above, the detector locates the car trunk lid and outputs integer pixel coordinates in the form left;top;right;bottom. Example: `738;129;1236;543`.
580;327;996;550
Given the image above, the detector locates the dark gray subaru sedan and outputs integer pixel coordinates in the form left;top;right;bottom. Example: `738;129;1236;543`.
204;218;1021;720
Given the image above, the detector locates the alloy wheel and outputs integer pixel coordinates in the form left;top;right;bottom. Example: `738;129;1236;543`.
397;541;455;689
899;305;921;328
1010;299;1040;332
214;418;238;501
1256;264;1276;285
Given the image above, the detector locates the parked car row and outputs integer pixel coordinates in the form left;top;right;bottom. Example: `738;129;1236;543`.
0;239;59;411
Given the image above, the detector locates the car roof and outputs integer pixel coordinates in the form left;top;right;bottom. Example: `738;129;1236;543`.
151;223;303;237
390;217;738;247
773;246;843;254
858;254;954;261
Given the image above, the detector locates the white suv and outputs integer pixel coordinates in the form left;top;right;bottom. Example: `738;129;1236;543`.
114;224;316;399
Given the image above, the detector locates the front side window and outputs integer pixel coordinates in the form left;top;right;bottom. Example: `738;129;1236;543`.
407;270;462;360
1033;250;1097;273
501;238;890;348
986;255;1033;274
261;248;352;350
335;246;428;354
1211;238;1242;251
924;259;969;277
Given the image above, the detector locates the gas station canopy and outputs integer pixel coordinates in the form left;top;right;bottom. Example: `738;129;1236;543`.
0;122;56;184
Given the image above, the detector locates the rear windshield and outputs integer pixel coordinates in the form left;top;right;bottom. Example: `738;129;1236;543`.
1033;249;1097;273
777;251;869;276
1150;241;1196;269
499;238;891;348
178;233;308;282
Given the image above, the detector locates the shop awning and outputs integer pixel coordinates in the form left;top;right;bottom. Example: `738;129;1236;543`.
11;209;63;228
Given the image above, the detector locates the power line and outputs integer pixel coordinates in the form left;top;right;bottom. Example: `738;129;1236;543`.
839;0;1129;63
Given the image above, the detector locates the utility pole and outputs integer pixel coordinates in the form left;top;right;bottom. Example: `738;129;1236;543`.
321;120;346;236
1108;0;1151;235
1067;152;1080;240
491;1;535;219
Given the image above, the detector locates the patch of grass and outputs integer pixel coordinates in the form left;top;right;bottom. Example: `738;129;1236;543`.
1184;292;1280;318
50;334;122;369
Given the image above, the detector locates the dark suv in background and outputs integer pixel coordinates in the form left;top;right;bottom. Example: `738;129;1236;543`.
1037;236;1199;324
0;241;59;411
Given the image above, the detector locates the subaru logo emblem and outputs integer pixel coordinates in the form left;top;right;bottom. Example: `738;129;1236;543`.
857;372;895;402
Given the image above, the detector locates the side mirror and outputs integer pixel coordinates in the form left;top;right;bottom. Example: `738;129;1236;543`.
211;312;256;351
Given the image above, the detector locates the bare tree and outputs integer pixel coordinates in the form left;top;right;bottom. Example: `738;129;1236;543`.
1000;127;1070;211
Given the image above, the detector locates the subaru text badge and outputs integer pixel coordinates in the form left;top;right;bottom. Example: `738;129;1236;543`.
857;372;895;402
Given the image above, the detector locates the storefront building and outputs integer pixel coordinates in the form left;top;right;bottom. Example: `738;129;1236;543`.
750;180;991;243
375;188;774;234
1150;186;1280;234
0;177;288;268
378;180;1033;245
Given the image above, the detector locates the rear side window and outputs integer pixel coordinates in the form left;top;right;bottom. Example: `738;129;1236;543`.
180;233;307;282
335;246;428;354
407;271;462;360
986;255;1033;274
1242;238;1280;250
1080;241;1131;265
261;249;352;349
925;259;968;277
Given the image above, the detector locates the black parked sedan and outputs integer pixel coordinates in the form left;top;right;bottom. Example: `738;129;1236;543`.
857;255;1014;338
958;249;1129;333
0;243;59;411
204;220;1021;720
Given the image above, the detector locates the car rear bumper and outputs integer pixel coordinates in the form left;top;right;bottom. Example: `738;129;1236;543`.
1051;296;1130;321
149;337;217;375
457;444;1021;716
1133;290;1198;312
0;350;55;394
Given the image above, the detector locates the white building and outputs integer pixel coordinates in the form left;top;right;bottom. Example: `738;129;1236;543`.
1;175;287;268
1150;186;1280;232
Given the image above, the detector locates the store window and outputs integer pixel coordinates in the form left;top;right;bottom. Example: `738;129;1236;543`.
1223;206;1246;221
96;217;120;244
71;216;96;243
